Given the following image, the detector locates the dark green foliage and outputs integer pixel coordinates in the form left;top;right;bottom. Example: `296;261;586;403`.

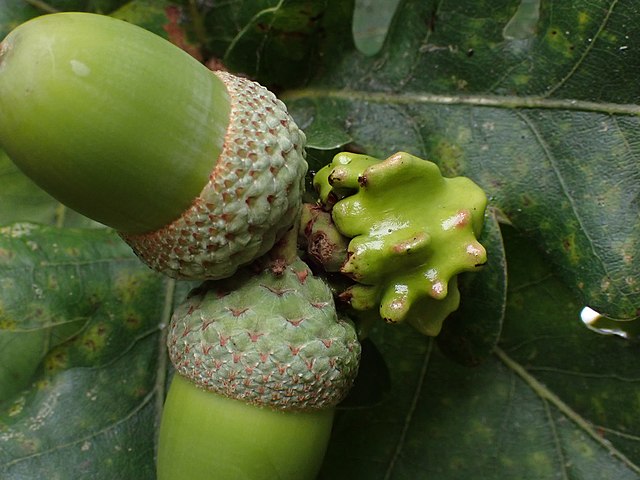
1;1;639;478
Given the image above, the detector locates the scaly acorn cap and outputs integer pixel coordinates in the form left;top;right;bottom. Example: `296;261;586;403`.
168;257;361;411
120;71;307;279
0;13;307;279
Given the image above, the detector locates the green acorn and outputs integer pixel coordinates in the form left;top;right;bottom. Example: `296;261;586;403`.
313;151;488;336
0;13;307;280
158;256;361;480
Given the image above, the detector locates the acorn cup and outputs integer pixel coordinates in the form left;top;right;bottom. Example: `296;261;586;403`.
0;12;307;280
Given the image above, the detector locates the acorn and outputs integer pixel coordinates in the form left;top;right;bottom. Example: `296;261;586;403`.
0;12;307;280
158;256;361;480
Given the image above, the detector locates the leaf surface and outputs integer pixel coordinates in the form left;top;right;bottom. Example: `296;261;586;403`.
200;0;356;88
280;0;640;320
0;224;172;479
0;1;639;478
319;227;640;479
0;150;97;228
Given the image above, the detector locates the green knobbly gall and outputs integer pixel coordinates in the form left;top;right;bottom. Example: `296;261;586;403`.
314;152;380;209
314;151;488;336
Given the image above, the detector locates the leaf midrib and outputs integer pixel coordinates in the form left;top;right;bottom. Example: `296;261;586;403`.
282;88;640;116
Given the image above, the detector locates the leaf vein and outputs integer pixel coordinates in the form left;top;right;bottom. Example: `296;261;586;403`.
495;347;640;474
597;426;640;442
517;111;626;301
544;0;620;98
525;365;640;383
1;385;156;469
544;399;570;480
282;87;640;116
223;0;285;66
383;338;434;480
